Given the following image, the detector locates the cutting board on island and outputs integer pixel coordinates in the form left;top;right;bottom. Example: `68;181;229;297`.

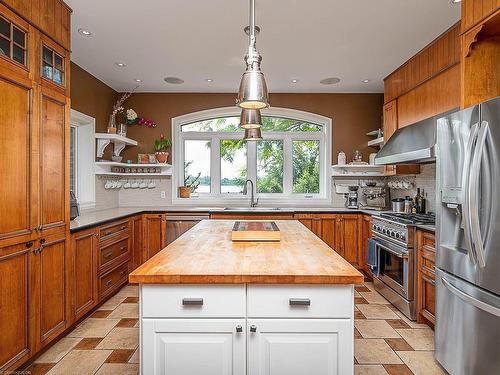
231;221;281;242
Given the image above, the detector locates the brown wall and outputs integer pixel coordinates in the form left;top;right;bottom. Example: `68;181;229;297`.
69;64;383;164
120;93;383;163
70;62;118;133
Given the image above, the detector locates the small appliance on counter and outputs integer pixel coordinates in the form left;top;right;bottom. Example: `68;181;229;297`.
360;184;389;210
345;186;359;209
70;190;80;220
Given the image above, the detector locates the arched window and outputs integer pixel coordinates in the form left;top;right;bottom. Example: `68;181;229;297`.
172;107;332;204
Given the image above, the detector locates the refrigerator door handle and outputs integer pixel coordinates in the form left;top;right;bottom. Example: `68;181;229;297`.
469;121;489;268
441;276;500;317
462;122;479;264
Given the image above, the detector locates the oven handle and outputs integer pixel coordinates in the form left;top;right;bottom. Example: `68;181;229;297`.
375;242;408;259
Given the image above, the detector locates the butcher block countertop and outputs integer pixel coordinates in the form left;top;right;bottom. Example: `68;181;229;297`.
129;220;364;285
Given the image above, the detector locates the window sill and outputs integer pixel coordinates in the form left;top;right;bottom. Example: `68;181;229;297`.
172;196;332;207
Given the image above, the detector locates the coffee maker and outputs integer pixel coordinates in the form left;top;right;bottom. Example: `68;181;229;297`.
345;186;359;209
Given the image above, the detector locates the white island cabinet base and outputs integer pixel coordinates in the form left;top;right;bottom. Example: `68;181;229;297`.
140;284;354;375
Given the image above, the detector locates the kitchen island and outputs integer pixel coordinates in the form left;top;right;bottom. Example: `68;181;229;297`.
129;220;364;375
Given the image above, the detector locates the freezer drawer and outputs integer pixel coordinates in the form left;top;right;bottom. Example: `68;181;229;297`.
435;269;500;375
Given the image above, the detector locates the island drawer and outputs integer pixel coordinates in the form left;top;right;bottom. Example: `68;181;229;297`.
141;285;246;318
247;284;353;318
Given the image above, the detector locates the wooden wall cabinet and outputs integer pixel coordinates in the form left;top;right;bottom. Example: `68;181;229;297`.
416;229;436;328
382;100;420;176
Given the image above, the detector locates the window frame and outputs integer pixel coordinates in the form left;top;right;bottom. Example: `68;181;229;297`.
70;109;96;209
172;107;332;205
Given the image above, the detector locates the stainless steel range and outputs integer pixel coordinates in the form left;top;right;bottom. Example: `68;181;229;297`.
371;212;435;320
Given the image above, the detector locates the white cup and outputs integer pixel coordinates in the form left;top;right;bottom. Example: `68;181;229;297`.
104;180;112;189
148;179;155;189
139;180;147;189
115;180;122;189
131;180;139;189
124;180;131;189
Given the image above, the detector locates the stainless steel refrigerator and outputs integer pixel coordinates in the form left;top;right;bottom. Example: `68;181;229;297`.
435;96;500;375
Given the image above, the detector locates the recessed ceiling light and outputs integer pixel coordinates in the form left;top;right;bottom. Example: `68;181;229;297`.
320;77;341;85
291;79;299;83
78;28;92;37
362;79;371;83
164;77;185;84
206;78;214;83
134;79;143;83
115;62;126;67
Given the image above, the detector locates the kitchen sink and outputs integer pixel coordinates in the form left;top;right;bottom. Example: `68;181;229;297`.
223;207;283;211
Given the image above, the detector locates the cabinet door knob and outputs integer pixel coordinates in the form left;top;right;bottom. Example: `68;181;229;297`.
236;325;243;333
250;325;257;333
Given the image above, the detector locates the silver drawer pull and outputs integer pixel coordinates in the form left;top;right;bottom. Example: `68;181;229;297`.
289;298;311;306
182;298;203;306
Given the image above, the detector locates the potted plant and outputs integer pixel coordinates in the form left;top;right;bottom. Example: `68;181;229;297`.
179;168;201;198
154;134;172;163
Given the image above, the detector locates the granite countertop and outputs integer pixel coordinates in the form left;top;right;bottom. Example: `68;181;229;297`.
70;206;390;232
128;220;364;285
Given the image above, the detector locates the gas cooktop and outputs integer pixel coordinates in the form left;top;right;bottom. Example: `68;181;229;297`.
379;212;435;225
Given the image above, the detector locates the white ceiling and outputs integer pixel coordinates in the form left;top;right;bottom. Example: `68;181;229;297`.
65;0;460;93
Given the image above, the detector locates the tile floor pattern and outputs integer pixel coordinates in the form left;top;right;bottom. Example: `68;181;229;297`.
24;282;447;375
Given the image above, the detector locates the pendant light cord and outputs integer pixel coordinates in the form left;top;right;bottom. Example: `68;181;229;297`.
247;0;258;67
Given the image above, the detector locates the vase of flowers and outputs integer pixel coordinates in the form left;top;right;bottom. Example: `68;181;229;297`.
154;134;172;163
109;88;137;134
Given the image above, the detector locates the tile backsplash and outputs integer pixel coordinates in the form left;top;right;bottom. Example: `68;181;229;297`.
388;164;436;212
85;164;437;212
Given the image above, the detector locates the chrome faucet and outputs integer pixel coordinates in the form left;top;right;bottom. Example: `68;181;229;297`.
243;179;259;207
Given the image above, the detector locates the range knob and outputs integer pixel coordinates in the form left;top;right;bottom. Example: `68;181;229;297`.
400;233;406;241
372;224;377;230
395;232;401;239
382;228;387;234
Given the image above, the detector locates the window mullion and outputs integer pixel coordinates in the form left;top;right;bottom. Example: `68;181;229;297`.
283;136;293;195
211;136;221;194
247;140;257;190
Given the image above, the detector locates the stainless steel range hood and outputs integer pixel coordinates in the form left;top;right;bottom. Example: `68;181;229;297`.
375;113;448;165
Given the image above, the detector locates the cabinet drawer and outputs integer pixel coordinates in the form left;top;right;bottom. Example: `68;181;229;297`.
99;237;130;270
247;285;353;318
99;262;129;299
99;220;129;242
142;284;246;318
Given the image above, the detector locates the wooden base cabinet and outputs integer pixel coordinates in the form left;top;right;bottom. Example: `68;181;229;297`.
247;319;353;375
71;228;98;321
416;230;436;328
0;240;35;372
142;319;246;375
361;215;373;274
143;214;167;260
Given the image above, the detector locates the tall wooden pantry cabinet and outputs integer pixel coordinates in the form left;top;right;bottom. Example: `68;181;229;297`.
0;1;72;371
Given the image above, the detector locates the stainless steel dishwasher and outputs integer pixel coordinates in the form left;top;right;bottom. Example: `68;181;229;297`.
165;213;210;245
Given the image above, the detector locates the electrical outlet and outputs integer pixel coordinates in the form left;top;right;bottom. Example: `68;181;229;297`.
160;191;166;199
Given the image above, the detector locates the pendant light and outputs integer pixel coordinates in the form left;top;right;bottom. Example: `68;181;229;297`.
240;108;262;129
236;0;269;109
243;127;263;141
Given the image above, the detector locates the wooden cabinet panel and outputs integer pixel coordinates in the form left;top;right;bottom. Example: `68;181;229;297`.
98;237;130;273
71;228;97;320
361;215;372;274
37;233;67;347
341;214;360;268
39;93;67;232
295;214;337;250
462;0;500;33
0;78;33;242
131;215;144;271
98;261;128;300
416;230;436;328
0;241;34;371
398;64;461;127
384;23;460;103
143;214;166;260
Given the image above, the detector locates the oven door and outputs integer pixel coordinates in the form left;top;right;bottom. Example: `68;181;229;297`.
376;240;413;300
